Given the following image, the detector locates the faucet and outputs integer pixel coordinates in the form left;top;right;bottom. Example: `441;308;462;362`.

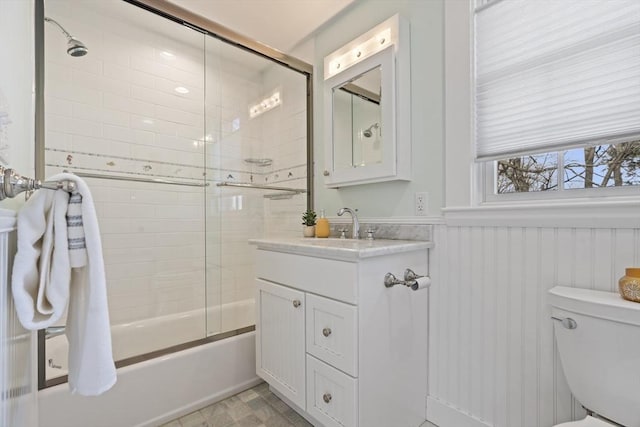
337;207;359;239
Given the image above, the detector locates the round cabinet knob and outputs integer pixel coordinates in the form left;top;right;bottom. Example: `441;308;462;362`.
323;393;332;404
322;327;332;337
323;170;330;176
292;300;301;308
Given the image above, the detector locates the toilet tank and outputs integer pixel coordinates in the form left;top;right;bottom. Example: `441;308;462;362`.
549;286;640;427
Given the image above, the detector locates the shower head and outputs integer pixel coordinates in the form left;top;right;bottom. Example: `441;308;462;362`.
67;37;88;57
362;123;379;138
44;17;88;57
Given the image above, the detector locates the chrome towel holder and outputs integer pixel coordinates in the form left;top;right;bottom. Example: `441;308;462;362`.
0;166;76;201
384;268;430;291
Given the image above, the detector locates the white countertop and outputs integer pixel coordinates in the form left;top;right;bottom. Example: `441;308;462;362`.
249;237;433;260
0;208;16;233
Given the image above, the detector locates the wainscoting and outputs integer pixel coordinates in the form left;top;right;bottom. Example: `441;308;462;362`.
0;214;37;427
428;223;640;427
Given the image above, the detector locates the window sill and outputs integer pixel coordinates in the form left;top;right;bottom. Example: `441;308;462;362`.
443;198;640;228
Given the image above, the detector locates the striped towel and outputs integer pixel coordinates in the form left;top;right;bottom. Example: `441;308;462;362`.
66;192;87;268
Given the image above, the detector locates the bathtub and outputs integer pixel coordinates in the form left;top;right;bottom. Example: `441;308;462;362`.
45;298;256;379
38;300;260;427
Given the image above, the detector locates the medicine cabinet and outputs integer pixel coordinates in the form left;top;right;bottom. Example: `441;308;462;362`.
323;14;410;188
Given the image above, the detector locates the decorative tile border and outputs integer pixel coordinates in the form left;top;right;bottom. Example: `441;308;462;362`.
45;147;306;185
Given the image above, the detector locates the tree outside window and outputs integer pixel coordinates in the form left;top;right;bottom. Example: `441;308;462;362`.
496;140;640;194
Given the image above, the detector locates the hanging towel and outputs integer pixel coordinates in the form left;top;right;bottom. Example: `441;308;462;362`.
11;172;116;396
66;192;87;268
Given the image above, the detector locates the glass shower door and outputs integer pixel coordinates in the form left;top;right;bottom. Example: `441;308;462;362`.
42;0;208;384
204;37;308;337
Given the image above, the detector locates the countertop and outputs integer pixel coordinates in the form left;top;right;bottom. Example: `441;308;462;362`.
249;237;433;261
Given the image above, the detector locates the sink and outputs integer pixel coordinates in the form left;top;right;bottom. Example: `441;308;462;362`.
249;237;433;260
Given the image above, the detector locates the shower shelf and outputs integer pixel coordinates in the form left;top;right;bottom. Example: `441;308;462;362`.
216;181;306;194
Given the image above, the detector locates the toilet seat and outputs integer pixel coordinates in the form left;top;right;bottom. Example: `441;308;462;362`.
554;416;614;427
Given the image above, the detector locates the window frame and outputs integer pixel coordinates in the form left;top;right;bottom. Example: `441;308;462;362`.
483;147;640;203
472;0;640;205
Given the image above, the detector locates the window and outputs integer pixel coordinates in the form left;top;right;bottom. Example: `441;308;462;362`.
495;141;640;196
474;0;640;199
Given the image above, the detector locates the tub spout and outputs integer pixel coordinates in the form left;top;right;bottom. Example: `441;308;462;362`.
337;207;359;239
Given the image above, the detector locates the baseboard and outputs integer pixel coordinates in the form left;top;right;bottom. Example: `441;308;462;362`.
138;376;263;427
427;396;492;427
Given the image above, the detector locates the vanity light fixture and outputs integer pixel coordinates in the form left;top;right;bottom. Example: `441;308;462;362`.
327;28;392;79
249;91;281;118
324;15;400;80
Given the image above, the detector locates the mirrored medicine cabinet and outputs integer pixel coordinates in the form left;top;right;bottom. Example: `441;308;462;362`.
323;14;410;188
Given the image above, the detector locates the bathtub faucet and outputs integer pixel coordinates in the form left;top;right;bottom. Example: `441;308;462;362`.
337;207;359;239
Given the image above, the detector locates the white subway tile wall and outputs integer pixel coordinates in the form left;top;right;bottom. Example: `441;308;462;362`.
43;0;307;355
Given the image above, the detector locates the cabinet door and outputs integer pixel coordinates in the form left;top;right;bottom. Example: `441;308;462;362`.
255;279;306;409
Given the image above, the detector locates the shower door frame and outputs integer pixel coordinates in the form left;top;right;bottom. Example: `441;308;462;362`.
34;0;314;390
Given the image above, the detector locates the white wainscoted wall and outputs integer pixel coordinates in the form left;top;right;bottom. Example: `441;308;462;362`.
0;1;37;426
427;2;640;425
427;219;640;427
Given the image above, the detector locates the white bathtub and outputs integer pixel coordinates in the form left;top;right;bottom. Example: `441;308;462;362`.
45;298;256;379
39;300;259;427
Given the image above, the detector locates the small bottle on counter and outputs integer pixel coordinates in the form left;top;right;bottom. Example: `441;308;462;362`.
315;209;330;238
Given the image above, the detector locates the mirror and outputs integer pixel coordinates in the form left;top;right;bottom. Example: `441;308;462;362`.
332;66;382;170
324;45;406;187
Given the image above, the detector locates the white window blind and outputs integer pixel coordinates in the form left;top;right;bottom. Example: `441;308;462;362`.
474;0;640;160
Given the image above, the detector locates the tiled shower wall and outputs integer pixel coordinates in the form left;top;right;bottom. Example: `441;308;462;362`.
44;0;307;332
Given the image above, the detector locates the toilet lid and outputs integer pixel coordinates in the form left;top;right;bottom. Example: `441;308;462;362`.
555;416;614;427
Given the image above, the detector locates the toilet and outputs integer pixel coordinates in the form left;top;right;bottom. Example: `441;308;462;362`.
549;286;640;427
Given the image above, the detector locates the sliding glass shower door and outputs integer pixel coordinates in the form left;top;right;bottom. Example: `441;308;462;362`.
204;38;308;336
41;0;308;386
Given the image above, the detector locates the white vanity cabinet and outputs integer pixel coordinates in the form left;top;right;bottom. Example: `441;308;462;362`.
252;238;432;427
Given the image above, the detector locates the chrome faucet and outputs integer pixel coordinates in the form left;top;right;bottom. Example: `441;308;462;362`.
337;207;359;239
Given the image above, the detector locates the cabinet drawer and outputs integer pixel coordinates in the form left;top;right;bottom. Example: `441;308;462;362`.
255;249;357;304
306;355;357;427
306;293;358;376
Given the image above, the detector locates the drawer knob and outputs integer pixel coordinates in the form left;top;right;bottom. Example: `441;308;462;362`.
323;393;332;404
322;327;332;337
292;299;301;308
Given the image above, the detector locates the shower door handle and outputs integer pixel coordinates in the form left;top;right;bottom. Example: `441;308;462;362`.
45;326;66;339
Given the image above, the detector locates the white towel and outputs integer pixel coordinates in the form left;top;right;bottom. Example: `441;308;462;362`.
12;173;116;396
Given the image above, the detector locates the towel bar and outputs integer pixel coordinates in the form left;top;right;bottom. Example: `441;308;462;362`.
0;166;76;201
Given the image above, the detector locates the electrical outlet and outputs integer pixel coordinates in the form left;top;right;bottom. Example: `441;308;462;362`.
415;192;428;216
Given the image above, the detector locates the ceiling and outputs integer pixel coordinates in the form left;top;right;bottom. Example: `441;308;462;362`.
167;0;355;54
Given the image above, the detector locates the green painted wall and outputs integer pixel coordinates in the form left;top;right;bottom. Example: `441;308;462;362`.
312;0;444;219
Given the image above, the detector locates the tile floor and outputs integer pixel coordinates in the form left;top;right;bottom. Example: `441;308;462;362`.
160;382;439;427
160;382;312;427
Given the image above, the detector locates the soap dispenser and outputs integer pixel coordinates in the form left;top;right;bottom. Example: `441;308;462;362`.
315;209;330;238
